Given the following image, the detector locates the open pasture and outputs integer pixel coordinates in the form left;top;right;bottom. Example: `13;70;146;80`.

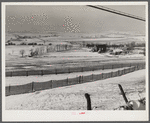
6;45;145;72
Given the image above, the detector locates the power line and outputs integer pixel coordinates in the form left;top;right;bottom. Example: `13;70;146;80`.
87;5;145;22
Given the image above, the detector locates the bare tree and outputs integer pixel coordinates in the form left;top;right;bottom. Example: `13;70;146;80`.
35;48;39;56
20;49;25;57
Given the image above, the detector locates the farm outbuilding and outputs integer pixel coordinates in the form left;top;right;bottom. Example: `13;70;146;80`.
111;49;123;55
89;44;107;53
96;44;107;53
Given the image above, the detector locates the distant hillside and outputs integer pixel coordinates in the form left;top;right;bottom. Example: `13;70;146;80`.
5;31;145;44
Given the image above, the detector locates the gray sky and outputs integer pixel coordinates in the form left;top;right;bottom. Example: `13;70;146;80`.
6;5;146;34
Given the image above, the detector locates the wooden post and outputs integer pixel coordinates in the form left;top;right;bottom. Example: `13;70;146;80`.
50;80;52;88
51;80;53;88
26;71;28;76
11;71;12;77
68;68;70;73
102;65;104;70
118;84;129;104
123;69;125;74
139;64;141;70
117;70;119;76
77;75;79;83
137;65;139;70
121;70;123;75
55;68;57;75
85;93;92;110
41;70;43;76
136;65;138;70
9;84;11;93
79;76;81;83
32;82;34;92
67;77;69;85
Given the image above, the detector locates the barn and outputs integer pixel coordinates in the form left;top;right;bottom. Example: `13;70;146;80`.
96;44;107;53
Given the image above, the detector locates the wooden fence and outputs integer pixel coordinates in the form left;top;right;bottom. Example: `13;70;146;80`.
5;64;145;96
6;62;145;77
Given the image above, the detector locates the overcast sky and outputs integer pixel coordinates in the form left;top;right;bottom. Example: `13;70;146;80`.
6;5;146;34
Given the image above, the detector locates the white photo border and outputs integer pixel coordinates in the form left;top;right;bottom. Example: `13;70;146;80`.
2;2;149;121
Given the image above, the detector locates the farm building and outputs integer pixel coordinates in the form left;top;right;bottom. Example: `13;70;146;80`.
90;44;107;53
96;44;107;53
110;49;123;55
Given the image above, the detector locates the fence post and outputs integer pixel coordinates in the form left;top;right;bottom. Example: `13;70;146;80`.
102;65;104;70
26;71;28;76
112;65;113;69
67;77;69;85
120;70;122;76
137;64;139;70
111;72;113;77
50;80;52;89
124;69;125;74
79;76;81;83
51;80;53;88
41;70;43;76
139;64;140;70
76;75;78;84
68;68;70;73
55;68;57;75
139;64;141;70
117;70;119;76
32;82;34;92
11;71;12;77
9;84;11;93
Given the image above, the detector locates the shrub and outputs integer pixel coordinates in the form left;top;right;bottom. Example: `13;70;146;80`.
20;50;25;57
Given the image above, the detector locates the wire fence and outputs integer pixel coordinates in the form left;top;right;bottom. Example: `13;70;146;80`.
6;62;145;77
6;63;145;96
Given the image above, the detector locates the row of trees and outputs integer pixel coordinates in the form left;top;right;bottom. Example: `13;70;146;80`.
20;47;46;57
19;44;73;57
85;42;145;48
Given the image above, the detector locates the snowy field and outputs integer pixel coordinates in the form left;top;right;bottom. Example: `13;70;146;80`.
6;69;145;110
6;47;145;72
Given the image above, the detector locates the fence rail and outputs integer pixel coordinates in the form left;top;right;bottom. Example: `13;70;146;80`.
5;63;145;96
6;62;145;77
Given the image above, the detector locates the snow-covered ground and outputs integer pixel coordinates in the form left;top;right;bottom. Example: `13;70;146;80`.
5;69;145;110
